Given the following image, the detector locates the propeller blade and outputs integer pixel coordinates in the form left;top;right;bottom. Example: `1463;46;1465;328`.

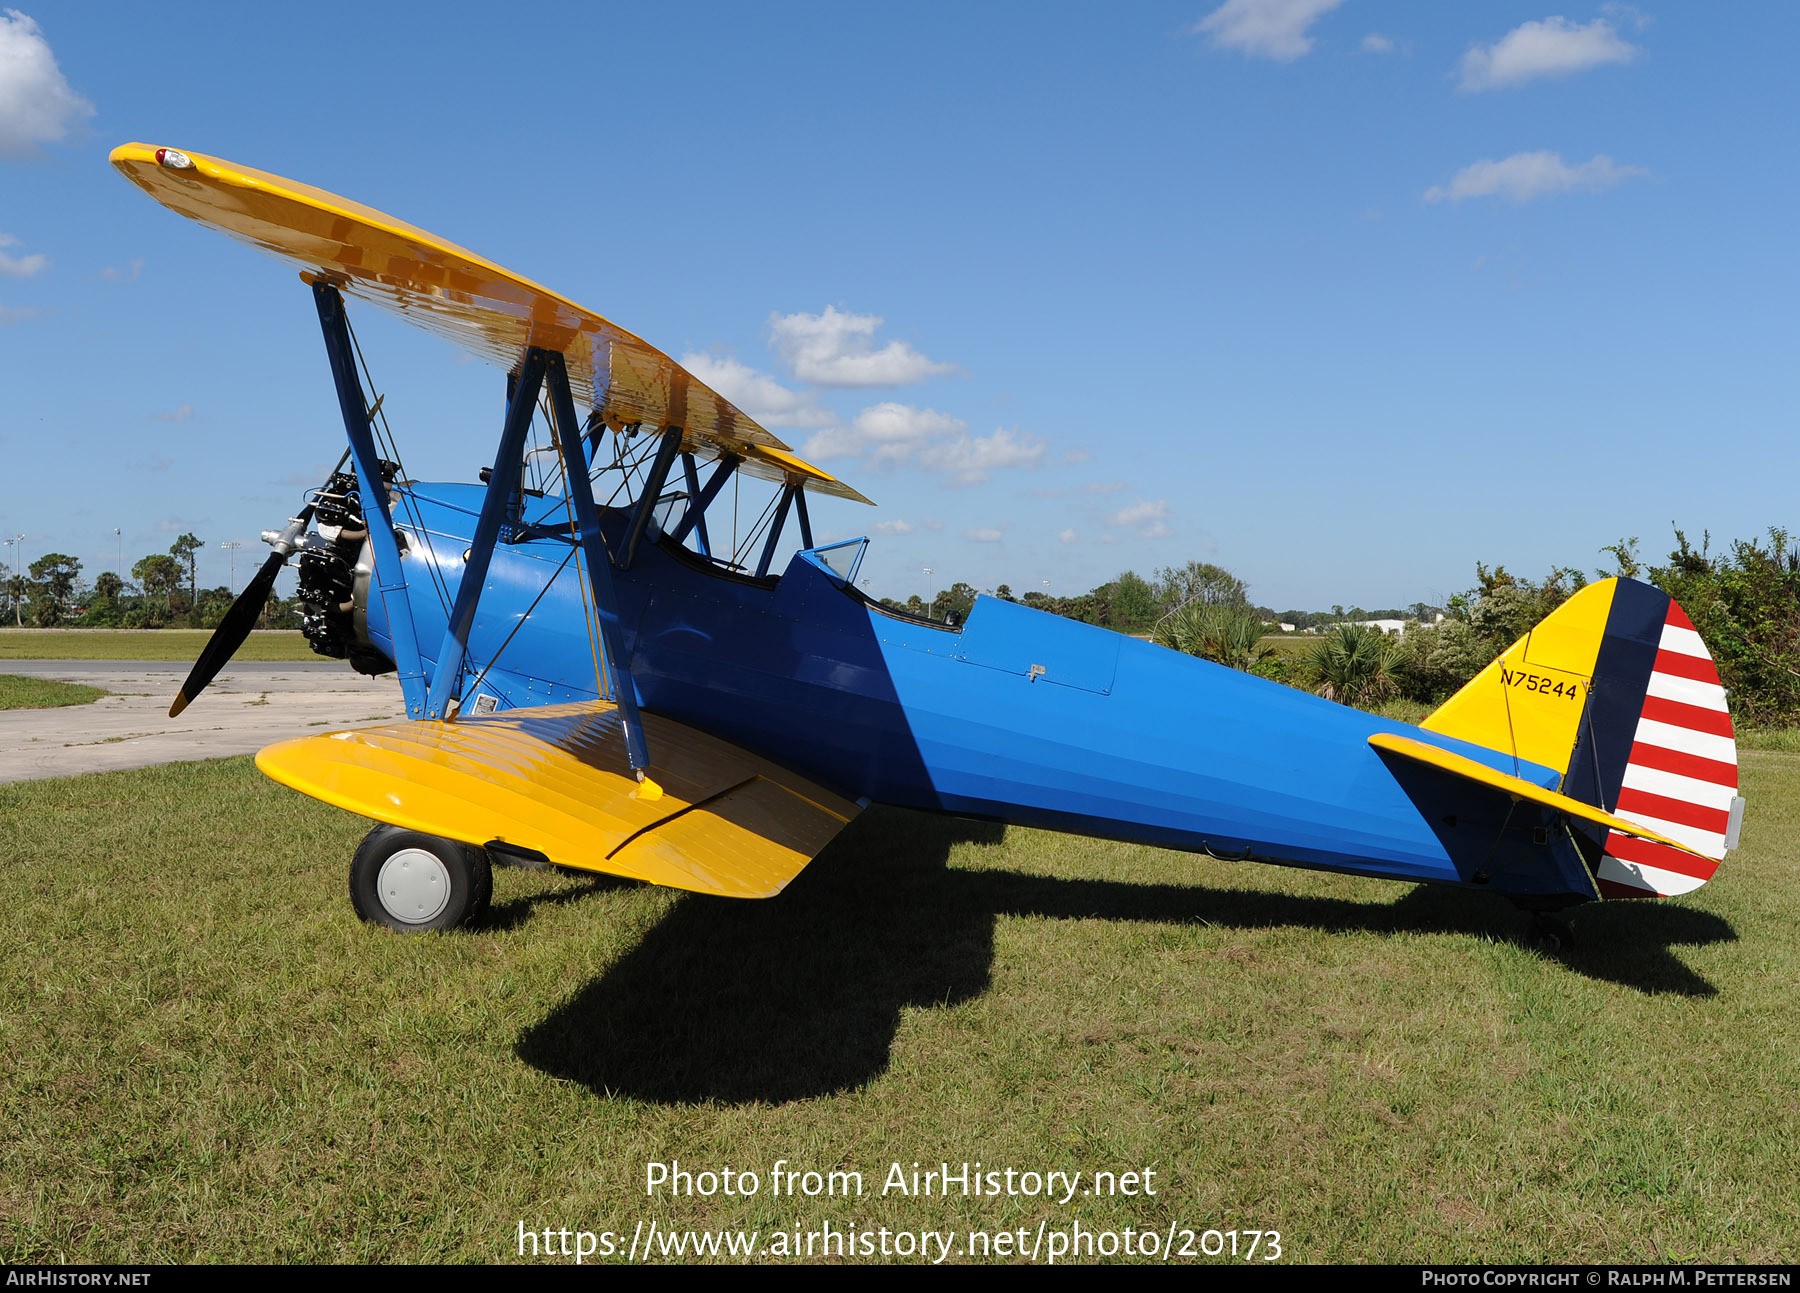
168;548;291;718
172;451;351;717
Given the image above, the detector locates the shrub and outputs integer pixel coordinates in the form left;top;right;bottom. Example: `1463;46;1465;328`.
1306;624;1402;709
1648;528;1800;727
1153;602;1271;670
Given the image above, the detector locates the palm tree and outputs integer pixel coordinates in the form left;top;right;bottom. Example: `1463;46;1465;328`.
1306;623;1401;709
1153;601;1270;670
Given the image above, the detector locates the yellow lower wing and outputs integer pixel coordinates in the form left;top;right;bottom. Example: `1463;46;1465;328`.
256;702;860;898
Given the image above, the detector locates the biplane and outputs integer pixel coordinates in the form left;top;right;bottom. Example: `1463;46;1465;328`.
113;143;1746;949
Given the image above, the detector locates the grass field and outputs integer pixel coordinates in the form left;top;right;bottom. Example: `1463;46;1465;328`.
0;675;109;710
0;629;314;662
1256;634;1313;659
3;754;1796;1264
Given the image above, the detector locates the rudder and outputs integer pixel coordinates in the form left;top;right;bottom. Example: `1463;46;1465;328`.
1421;578;1744;899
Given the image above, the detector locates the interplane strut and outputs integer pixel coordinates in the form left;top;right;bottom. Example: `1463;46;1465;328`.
313;282;428;717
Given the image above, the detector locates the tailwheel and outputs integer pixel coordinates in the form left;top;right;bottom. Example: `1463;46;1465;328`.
1528;913;1576;956
350;824;492;933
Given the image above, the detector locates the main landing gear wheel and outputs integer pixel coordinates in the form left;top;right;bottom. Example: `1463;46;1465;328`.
350;824;492;933
1528;914;1576;956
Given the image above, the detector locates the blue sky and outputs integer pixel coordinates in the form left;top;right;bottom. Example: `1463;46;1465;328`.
2;2;1795;611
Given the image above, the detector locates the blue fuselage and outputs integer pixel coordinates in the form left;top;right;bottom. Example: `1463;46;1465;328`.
360;484;1582;899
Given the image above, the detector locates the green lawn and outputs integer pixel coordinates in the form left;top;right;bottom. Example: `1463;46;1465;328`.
0;629;315;662
1255;634;1314;659
3;755;1795;1263
0;674;109;710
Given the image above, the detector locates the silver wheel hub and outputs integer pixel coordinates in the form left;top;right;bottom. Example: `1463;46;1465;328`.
377;847;451;923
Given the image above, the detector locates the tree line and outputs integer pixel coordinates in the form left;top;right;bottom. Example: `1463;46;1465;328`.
1161;530;1799;729
883;561;1427;635
891;530;1800;729
1;533;303;630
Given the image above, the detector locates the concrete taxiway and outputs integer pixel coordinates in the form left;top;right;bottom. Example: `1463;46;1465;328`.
0;660;404;784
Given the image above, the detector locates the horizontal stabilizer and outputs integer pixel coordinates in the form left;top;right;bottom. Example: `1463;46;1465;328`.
256;702;860;898
1369;732;1704;858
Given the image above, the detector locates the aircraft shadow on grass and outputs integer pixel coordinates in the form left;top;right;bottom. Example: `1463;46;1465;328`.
512;806;1737;1106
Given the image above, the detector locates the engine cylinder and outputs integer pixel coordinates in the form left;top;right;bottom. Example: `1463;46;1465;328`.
297;469;396;676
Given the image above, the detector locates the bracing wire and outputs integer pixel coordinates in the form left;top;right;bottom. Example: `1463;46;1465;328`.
538;401;568;499
343;314;453;618
729;486;784;571
547;406;610;705
599;429;659;511
462;547;578;705
531;387;568;499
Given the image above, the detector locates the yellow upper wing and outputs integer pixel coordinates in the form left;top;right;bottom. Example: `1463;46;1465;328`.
111;142;870;504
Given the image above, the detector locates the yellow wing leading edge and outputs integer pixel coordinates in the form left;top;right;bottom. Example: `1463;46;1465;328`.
109;142;869;505
256;701;861;899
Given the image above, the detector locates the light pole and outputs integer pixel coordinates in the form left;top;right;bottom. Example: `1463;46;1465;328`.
5;534;22;626
220;540;245;594
922;565;935;620
114;528;123;579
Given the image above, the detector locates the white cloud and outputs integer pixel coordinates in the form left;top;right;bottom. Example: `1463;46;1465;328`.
1193;0;1346;62
1106;498;1172;528
99;258;143;284
1100;499;1174;541
803;402;964;465
1081;480;1128;495
1458;16;1640;92
922;516;944;533
871;519;915;536
963;528;1005;544
0;10;94;160
1062;448;1093;464
0;233;46;277
0;299;40;324
916;426;1048;487
680;351;836;429
1425;151;1648;204
1360;33;1396;54
152;403;194;423
1059;528;1079;544
769;306;955;387
800;407;1044;485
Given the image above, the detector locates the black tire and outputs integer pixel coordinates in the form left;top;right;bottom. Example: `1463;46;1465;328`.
1529;915;1574;956
349;824;492;933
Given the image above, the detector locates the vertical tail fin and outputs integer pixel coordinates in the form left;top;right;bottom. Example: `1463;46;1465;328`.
1420;578;1743;899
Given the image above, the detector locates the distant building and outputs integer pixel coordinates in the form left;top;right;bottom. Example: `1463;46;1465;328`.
1350;614;1443;638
